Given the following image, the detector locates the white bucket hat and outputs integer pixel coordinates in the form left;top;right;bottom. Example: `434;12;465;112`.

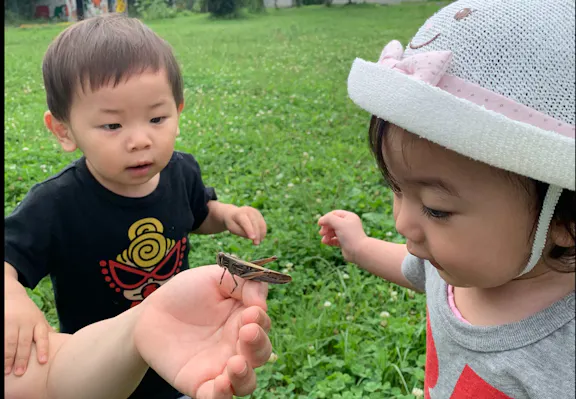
347;0;575;275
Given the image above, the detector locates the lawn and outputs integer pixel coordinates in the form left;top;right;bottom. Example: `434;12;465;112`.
4;3;445;398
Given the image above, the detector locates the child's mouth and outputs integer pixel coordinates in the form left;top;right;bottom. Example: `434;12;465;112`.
127;163;153;176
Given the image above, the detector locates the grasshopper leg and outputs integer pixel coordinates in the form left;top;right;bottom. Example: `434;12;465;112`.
219;267;227;285
240;270;267;280
230;274;239;294
250;256;278;266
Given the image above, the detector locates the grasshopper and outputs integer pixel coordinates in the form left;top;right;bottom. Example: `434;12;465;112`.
217;252;292;293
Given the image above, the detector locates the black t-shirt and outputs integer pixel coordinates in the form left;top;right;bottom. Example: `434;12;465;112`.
5;151;217;399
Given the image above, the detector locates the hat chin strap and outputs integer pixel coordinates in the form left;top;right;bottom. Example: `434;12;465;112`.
518;184;563;276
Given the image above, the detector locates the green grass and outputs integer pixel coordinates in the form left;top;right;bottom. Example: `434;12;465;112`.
4;4;446;397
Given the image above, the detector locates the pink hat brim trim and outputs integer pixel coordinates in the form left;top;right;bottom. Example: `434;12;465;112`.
438;75;574;138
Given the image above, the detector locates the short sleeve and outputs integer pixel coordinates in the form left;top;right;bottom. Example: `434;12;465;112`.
5;184;58;289
177;152;218;230
401;253;427;293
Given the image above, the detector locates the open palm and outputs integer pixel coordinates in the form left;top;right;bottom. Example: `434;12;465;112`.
133;265;272;398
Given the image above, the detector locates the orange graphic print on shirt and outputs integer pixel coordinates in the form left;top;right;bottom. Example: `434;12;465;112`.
99;218;187;307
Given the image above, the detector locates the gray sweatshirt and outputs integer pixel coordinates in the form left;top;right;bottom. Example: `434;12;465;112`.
401;254;575;399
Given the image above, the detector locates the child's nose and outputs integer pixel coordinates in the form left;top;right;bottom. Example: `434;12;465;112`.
126;129;152;152
393;197;425;244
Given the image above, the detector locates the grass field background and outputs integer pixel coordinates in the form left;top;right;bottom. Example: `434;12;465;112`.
5;3;446;397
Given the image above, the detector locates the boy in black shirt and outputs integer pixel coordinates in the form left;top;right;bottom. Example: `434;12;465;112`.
4;13;267;399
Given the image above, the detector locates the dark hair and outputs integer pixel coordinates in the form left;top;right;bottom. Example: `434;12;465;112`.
368;116;575;272
42;13;183;123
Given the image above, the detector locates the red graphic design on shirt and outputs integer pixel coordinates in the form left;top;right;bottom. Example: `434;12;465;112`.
99;218;186;307
451;365;513;398
424;312;512;399
425;308;439;398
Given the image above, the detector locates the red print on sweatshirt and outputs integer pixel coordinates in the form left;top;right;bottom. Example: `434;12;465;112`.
424;312;513;399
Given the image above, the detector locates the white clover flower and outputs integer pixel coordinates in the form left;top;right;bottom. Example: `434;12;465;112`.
23;147;29;151
380;311;390;318
267;353;278;363
412;388;424;397
287;183;294;188
342;273;350;280
323;301;332;307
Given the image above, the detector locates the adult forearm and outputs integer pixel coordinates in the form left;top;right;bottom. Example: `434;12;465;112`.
46;306;148;399
353;239;414;290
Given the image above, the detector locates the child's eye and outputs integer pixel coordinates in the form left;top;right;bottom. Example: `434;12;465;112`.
150;117;166;124
101;123;122;130
422;206;452;220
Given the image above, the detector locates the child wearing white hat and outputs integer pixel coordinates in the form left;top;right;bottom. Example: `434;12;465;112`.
319;1;575;397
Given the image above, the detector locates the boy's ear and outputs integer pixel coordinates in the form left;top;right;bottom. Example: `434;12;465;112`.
44;111;77;152
176;103;184;136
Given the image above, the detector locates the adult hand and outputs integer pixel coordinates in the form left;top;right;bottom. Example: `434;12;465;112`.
133;265;272;398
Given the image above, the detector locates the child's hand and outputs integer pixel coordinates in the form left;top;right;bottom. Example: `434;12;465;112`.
224;206;267;245
318;210;369;264
5;295;53;376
